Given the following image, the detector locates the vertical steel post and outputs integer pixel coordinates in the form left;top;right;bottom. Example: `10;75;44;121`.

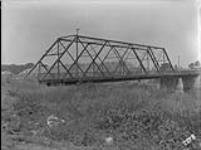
163;52;165;64
162;48;175;72
131;48;147;74
38;62;41;79
57;41;60;79
93;63;95;77
25;39;58;78
147;51;150;71
147;47;160;72
42;38;76;79
76;28;79;78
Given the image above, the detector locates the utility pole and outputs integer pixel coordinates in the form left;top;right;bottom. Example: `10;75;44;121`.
178;55;180;69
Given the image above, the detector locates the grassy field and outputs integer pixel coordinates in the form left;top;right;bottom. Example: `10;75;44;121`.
1;77;201;150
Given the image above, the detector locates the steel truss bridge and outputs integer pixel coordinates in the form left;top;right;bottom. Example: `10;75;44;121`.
26;34;200;85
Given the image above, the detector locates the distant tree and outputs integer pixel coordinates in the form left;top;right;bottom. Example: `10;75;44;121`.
195;60;200;66
188;63;194;69
188;60;201;69
25;63;34;68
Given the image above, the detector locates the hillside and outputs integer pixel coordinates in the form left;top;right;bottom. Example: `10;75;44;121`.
1;63;34;75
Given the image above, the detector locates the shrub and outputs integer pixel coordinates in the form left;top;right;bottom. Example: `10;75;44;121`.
6;80;201;149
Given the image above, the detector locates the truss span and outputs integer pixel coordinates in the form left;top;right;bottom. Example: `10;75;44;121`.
26;34;177;84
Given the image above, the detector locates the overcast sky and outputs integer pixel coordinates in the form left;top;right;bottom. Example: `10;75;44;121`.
2;0;201;67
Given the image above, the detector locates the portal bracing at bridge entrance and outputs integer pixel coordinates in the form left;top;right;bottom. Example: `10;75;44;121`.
26;34;178;85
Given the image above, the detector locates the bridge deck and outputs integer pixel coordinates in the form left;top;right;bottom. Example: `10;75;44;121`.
38;70;200;85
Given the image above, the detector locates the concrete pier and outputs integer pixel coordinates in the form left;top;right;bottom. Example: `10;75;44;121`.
182;75;200;91
176;77;184;93
192;74;201;89
160;77;178;91
159;74;200;92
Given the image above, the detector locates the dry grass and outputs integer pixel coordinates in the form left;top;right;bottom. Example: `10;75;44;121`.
2;78;201;150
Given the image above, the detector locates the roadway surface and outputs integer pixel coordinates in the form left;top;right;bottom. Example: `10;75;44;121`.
38;70;200;85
